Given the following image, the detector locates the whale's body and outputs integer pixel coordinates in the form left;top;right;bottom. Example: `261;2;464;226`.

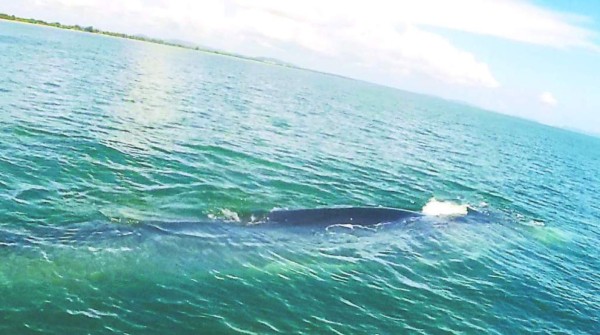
0;207;426;249
266;207;421;226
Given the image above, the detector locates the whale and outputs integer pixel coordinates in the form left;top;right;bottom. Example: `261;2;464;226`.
0;207;427;249
265;207;422;226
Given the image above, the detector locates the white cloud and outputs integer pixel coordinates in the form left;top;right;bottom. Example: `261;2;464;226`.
540;92;558;107
359;0;598;49
337;24;499;87
15;0;599;88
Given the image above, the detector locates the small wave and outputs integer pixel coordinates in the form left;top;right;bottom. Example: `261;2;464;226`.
519;219;545;227
421;198;468;216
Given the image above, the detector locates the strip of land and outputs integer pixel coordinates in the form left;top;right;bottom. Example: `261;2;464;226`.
0;13;297;68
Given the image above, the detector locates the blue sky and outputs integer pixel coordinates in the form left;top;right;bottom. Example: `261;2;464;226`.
1;0;599;134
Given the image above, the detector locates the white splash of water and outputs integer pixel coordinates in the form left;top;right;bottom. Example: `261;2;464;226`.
220;208;241;222
530;220;545;227
421;198;468;216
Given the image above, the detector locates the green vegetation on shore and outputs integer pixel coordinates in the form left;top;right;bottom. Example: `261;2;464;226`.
0;13;297;68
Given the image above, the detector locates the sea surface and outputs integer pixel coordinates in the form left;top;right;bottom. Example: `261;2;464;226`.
1;20;599;334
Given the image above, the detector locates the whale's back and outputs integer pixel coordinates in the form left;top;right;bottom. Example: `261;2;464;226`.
266;207;421;226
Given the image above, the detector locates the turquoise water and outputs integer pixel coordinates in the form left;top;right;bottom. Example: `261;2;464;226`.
1;20;599;334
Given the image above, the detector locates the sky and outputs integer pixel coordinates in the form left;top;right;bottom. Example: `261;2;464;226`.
1;0;599;134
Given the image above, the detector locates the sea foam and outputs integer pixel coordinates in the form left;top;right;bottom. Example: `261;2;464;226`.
421;198;468;216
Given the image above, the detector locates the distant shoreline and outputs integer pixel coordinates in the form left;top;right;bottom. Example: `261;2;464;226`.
0;13;372;90
0;13;299;69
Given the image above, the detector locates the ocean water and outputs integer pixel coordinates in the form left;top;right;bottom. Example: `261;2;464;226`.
1;20;599;334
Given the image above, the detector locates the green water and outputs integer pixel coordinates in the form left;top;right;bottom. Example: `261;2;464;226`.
0;21;599;334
